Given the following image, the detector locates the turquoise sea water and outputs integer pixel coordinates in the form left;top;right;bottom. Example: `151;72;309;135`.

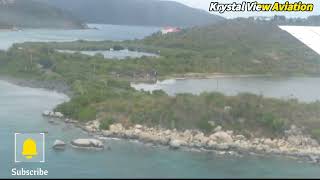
1;80;320;178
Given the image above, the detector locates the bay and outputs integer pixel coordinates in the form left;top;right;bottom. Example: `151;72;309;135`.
132;76;320;103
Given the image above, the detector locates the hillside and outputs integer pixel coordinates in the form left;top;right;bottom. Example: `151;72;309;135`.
25;18;320;75
0;0;84;29
42;0;224;27
139;18;320;74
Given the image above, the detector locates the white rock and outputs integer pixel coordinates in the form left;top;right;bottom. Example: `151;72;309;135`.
135;124;143;129
134;129;142;134
194;132;205;141
255;145;265;152
52;140;66;150
42;110;51;116
308;155;320;163
139;132;163;143
264;138;274;146
214;126;222;132
224;106;232;112
209;134;218;141
49;111;55;116
109;124;124;133
65;119;77;123
211;131;233;144
157;136;170;145
71;139;104;149
164;130;171;136
235;135;246;140
102;130;113;137
287;136;302;146
90;139;104;148
54;112;64;118
169;139;183;149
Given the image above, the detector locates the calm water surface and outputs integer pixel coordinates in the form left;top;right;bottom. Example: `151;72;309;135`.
132;76;320;102
57;49;159;60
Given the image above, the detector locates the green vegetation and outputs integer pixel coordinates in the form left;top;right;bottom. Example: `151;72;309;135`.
311;129;320;141
100;117;115;130
259;113;285;132
0;19;320;138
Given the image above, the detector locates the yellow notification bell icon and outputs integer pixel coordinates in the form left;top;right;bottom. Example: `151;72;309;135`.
22;138;38;159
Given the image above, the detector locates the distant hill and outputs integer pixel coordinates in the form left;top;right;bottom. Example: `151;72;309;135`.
0;0;85;29
250;15;320;26
141;18;320;74
272;15;320;26
43;0;224;27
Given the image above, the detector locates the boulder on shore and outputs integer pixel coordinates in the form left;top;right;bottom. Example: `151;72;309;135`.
214;126;222;132
52;140;66;150
169;139;184;149
210;131;233;144
42;110;51;116
71;139;104;149
65;119;78;124
109;124;124;133
135;124;143;129
308;155;320;163
42;110;64;118
54;112;64;118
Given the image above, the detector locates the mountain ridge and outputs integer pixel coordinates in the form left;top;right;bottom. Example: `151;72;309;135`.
42;0;225;27
0;0;85;29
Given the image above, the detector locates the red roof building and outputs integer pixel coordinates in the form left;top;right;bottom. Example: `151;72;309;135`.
161;27;181;34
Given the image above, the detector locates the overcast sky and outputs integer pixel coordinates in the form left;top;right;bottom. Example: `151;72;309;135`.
169;0;319;18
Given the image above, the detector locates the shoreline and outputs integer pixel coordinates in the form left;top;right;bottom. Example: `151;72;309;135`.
0;76;72;97
2;75;320;164
74;120;320;164
130;73;276;85
162;73;274;80
133;72;320;84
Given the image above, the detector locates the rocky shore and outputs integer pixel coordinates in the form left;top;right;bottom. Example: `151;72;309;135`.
43;110;320;164
83;120;320;164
